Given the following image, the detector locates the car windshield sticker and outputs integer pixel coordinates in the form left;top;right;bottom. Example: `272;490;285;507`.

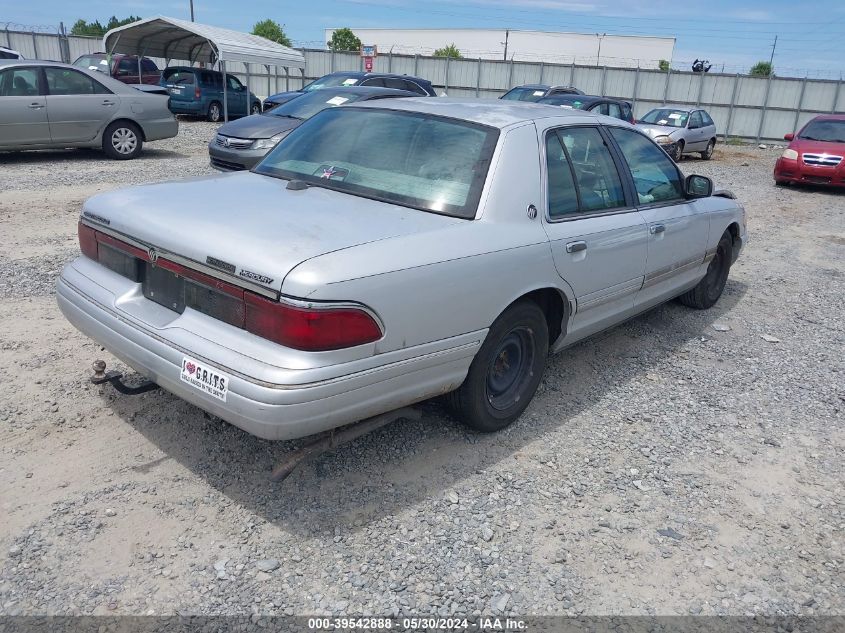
658;119;669;125
314;165;350;181
560;105;574;109
533;90;545;96
342;78;358;85
326;96;350;106
668;113;682;119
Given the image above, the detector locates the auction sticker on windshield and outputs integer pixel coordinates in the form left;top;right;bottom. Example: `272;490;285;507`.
180;357;229;402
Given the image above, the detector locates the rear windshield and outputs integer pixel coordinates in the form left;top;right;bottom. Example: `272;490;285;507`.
163;69;195;85
640;108;689;128
538;95;588;109
268;90;370;120
799;119;845;143
255;108;499;219
501;87;547;102
75;55;110;73
304;74;361;91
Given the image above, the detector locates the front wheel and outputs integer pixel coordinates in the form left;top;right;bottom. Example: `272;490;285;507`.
102;121;143;160
445;301;549;433
670;140;684;162
701;139;715;160
251;102;261;115
678;232;732;310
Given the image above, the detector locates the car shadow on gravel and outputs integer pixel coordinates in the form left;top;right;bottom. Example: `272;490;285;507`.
103;280;748;536
0;148;189;164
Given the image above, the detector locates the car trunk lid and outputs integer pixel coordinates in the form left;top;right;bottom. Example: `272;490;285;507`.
80;171;462;295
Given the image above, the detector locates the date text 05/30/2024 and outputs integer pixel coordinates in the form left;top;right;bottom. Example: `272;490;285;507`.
307;617;527;630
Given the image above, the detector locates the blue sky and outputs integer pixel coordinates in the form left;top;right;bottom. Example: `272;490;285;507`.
6;0;845;78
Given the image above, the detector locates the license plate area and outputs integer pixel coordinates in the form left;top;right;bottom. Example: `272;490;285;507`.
143;263;186;313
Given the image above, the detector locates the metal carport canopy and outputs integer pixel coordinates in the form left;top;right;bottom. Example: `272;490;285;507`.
102;15;305;68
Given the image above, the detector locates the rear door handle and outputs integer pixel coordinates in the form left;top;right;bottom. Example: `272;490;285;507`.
650;224;666;235
28;103;45;109
566;240;587;253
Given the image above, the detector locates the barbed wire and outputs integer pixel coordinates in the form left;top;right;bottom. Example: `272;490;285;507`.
2;22;59;33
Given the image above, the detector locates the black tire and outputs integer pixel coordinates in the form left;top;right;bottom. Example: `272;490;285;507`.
445;301;549;433
701;139;715;160
102;121;143;160
670;140;684;162
207;101;222;122
775;180;789;187
678;232;732;310
251;101;261;115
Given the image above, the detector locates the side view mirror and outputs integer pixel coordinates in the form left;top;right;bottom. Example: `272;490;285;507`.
784;133;795;141
685;174;713;198
116;69;129;76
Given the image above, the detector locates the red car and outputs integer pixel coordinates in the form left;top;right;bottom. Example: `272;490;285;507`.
73;53;161;85
774;114;845;187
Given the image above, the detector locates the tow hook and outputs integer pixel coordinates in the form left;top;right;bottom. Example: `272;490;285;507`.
270;407;422;483
90;359;160;395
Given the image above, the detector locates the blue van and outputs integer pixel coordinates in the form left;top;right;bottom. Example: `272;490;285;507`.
161;66;261;122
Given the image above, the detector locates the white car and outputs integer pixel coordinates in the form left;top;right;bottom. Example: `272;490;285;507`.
0;46;24;60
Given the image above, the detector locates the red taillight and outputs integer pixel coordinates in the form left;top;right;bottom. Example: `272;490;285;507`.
195;86;201;99
78;221;98;260
244;293;381;352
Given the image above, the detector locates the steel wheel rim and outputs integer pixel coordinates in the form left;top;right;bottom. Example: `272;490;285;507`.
251;103;260;114
111;128;137;154
485;327;535;411
705;141;714;158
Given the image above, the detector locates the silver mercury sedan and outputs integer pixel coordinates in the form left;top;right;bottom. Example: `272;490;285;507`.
57;99;746;440
0;60;177;159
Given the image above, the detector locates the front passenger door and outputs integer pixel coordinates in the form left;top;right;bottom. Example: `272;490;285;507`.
608;127;710;310
540;125;648;339
0;66;50;146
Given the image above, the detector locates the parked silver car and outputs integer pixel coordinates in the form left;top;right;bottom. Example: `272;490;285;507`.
0;60;177;159
57;100;745;441
636;106;717;162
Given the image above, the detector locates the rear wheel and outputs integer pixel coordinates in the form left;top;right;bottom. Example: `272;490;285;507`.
701;139;715;160
207;101;222;122
102;121;142;160
445;301;549;433
678;232;732;310
775;179;790;186
251;101;261;115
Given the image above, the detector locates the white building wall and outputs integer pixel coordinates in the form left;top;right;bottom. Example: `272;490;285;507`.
324;28;675;69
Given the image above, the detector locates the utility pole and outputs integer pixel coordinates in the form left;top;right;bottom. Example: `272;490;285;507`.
596;32;606;67
503;29;509;61
189;0;195;21
768;35;777;68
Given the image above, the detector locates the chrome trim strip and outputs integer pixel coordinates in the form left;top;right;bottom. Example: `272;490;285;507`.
577;277;643;312
80;220;279;299
642;255;704;289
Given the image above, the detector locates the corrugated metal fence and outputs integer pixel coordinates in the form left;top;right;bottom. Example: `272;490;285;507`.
5;28;844;142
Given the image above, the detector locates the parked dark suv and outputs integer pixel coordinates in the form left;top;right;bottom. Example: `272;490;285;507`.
263;71;437;109
161;66;261;121
73;53;160;85
538;94;634;124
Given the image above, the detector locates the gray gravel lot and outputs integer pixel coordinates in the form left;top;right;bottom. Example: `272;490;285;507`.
0;121;842;618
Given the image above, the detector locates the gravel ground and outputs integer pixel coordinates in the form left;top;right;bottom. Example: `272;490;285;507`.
0;122;842;619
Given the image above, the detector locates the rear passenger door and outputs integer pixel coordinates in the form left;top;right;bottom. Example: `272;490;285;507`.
44;67;116;143
540;125;648;337
607;126;710;310
0;66;50;146
686;110;708;150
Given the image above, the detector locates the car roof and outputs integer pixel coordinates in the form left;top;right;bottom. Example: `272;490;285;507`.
324;70;432;83
307;85;417;97
509;84;550;90
807;113;845;122
352;97;622;129
649;105;699;113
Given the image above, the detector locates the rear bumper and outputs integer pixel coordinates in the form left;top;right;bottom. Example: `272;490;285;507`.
140;117;178;142
168;100;204;116
774;159;845;187
56;257;481;440
208;142;268;171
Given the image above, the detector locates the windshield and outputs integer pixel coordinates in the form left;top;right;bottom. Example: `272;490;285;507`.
799;119;845;143
640;109;689;128
501;87;548;102
538;96;587;109
255;108;499;218
74;55;110;73
268;90;369;120
303;74;362;92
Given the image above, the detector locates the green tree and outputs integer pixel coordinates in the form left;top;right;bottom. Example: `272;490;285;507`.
433;43;462;59
70;15;140;37
749;61;773;77
251;19;292;47
658;59;670;72
328;27;362;52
